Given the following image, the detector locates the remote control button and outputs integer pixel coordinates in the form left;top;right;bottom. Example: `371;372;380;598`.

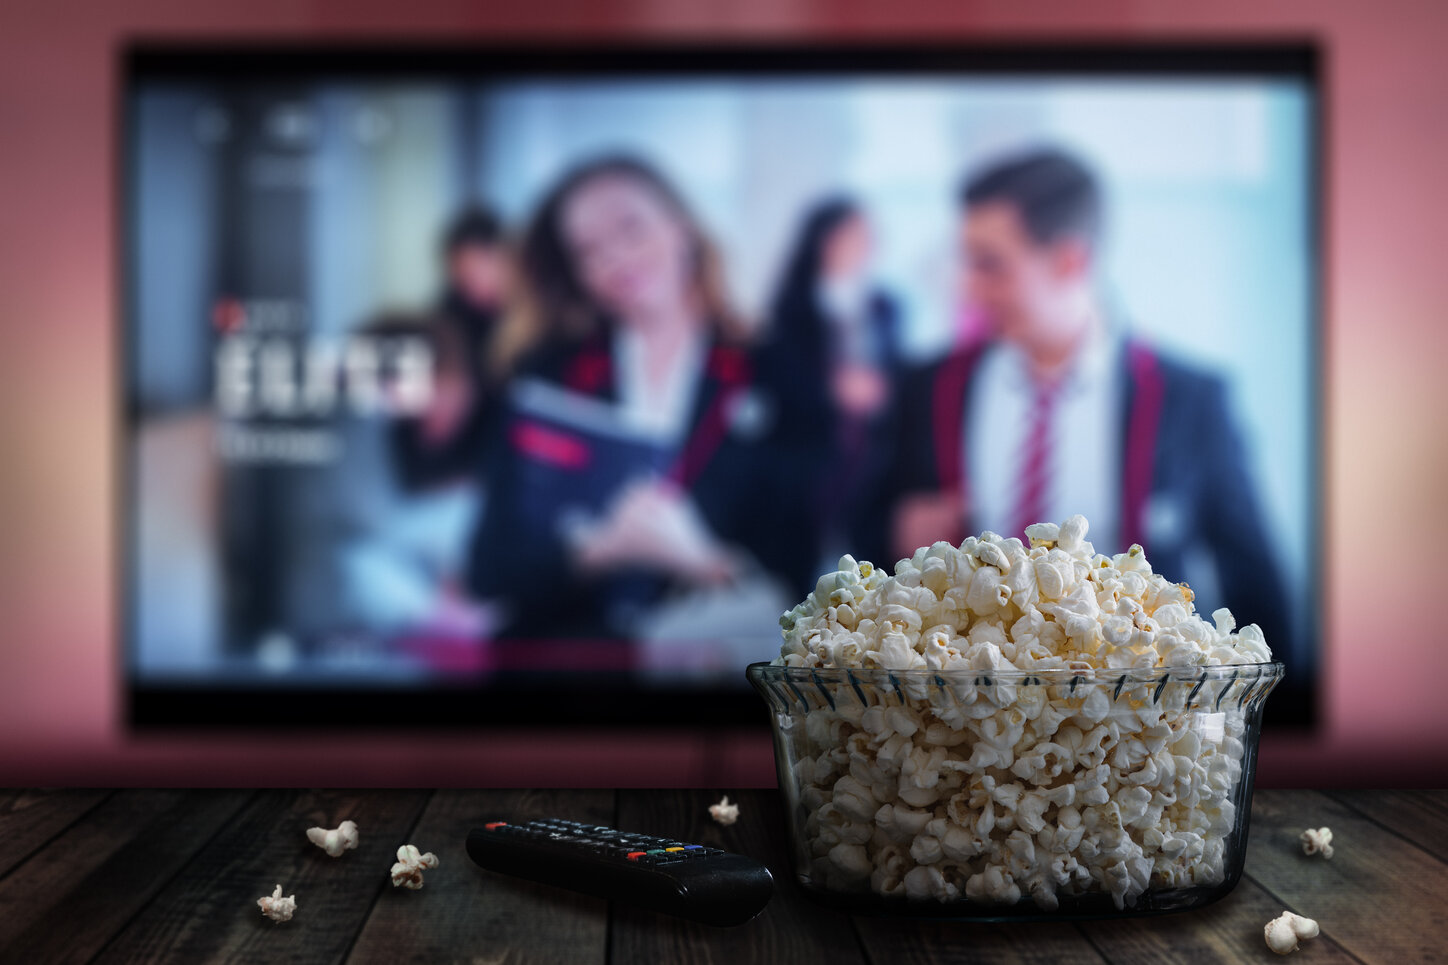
626;852;647;860
665;847;685;852
684;844;703;849
485;822;507;830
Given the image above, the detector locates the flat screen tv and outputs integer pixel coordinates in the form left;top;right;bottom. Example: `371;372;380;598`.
123;41;1321;728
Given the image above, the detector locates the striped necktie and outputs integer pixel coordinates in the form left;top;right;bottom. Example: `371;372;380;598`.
1011;380;1063;542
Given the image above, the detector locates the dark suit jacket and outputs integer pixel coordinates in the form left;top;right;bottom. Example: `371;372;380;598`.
468;330;786;642
868;337;1290;656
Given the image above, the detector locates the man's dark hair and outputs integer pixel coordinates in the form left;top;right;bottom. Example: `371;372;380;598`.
441;205;504;255
960;148;1102;247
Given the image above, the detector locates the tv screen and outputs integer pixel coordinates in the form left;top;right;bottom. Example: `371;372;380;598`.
123;42;1320;728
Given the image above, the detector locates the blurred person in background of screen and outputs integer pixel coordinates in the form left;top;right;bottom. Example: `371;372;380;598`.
879;146;1289;648
754;196;905;594
389;205;515;492
328;309;495;647
471;154;790;656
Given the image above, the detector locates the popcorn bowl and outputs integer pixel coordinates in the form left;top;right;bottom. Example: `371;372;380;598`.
747;660;1283;920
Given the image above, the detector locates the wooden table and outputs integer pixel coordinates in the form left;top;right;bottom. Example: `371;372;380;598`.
1;787;1443;963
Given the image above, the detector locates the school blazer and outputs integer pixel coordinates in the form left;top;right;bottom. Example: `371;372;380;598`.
871;338;1290;653
469;331;782;641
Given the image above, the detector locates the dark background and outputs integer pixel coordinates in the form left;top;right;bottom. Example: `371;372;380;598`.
1;0;1445;787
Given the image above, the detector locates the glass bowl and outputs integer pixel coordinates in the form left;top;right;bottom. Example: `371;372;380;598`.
747;660;1283;920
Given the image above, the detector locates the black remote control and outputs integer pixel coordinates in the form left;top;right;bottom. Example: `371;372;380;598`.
465;817;773;927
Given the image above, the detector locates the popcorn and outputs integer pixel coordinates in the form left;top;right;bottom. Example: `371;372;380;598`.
1300;826;1334;859
1264;910;1319;954
709;795;741;826
257;884;296;922
771;515;1276;911
904;864;958;900
390;844;439;889
306;820;359;857
829;842;873;879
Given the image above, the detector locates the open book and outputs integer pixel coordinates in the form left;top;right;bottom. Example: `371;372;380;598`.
503;377;676;541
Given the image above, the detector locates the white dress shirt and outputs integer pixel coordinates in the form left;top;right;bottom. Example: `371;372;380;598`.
817;277;877;365
613;326;707;444
965;327;1122;548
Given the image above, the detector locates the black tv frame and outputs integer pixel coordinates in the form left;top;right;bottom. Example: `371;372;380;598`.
120;39;1323;731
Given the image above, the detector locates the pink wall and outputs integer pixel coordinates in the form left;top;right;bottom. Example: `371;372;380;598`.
2;0;1446;788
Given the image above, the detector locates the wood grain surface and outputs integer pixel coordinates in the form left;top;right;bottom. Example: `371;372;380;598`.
347;788;613;965
611;789;869;965
0;788;1443;964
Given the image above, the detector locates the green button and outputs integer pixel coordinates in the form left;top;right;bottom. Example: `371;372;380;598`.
646;849;667;854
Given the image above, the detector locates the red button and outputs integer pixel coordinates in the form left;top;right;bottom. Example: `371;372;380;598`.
485;822;507;830
626;852;647;860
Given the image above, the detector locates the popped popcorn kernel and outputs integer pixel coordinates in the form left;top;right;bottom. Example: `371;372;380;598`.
709;795;741;826
257;884;296;922
390;844;439;889
1265;910;1319;954
1300;826;1334;859
306;820;359;857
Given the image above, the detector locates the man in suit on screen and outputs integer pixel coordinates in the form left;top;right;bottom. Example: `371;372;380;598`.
872;147;1293;692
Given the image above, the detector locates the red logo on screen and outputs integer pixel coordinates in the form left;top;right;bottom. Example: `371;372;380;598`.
510;420;591;469
212;297;246;333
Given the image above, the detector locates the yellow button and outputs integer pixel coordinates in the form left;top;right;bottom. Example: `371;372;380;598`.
665;847;685;852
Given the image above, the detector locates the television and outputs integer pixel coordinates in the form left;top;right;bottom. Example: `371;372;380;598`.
122;41;1321;728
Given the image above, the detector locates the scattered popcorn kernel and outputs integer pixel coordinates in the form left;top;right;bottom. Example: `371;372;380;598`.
1299;826;1333;859
257;884;296;922
390;844;439;889
306;819;359;857
710;795;741;826
1265;910;1319;954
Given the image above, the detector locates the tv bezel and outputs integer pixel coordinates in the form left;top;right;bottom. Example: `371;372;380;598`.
119;38;1323;731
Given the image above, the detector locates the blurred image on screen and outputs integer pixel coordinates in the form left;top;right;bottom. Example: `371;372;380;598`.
126;54;1317;724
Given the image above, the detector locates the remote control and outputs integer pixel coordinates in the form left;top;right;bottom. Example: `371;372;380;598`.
466;817;773;927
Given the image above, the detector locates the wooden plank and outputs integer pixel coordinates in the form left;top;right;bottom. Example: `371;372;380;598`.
0;788;112;879
1077;873;1360;964
91;788;432;965
854;914;1107;964
0;789;253;963
1243;788;1448;963
345;788;613;965
610;789;871;965
1326;789;1448;863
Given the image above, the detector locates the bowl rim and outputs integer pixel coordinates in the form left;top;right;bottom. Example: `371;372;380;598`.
746;659;1285;683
